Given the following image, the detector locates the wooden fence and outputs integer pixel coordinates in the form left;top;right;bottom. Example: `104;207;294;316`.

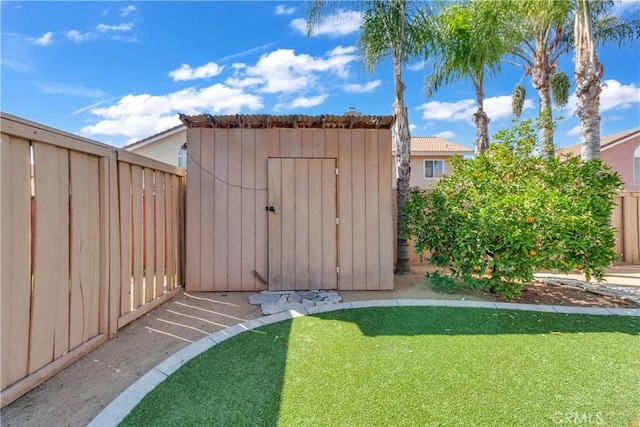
393;190;640;265
612;191;640;264
1;114;185;407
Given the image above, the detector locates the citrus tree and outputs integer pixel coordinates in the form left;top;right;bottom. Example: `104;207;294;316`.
403;120;621;298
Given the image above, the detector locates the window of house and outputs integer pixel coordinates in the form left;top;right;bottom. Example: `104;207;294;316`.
424;159;444;179
178;143;187;169
634;145;640;185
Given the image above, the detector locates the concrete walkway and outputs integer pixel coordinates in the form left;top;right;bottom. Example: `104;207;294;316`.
89;299;639;426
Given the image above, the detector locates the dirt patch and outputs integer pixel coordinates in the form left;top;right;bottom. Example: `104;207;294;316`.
497;281;636;308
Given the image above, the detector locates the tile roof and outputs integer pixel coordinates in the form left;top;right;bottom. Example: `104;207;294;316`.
557;127;640;156
401;137;474;154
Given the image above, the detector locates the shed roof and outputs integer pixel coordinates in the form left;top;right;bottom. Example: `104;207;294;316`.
179;113;395;130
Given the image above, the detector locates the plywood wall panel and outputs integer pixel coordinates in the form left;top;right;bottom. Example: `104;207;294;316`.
199;129;215;291
185;129;201;290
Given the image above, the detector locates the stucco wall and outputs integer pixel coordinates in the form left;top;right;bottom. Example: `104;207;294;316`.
601;136;639;191
128;129;187;167
392;155;456;189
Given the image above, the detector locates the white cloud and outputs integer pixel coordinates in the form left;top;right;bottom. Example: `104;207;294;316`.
407;61;427;71
120;5;136;17
241;47;358;93
67;30;91;43
291;10;362;37
418;99;476;121
342;80;381;93
484;96;534;121
435;130;456;139
418;96;534;122
566;125;581;137
169;62;225;81
81;85;263;140
30;31;53;46
276;94;329;111
409;124;418;132
96;23;133;32
565;79;640;114
275;5;296;15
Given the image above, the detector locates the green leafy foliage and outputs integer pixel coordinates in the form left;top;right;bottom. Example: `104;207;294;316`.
403;120;622;298
551;71;570;107
511;83;526;117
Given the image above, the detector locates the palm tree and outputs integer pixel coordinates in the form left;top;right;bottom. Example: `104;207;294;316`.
574;0;603;160
423;0;508;154
502;0;572;158
574;0;640;160
308;1;432;274
504;0;639;159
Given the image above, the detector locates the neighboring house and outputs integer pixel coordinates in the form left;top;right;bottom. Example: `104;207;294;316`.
393;137;474;189
124;125;187;168
557;127;640;191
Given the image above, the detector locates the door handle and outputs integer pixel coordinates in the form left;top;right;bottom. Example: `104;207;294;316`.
266;206;275;213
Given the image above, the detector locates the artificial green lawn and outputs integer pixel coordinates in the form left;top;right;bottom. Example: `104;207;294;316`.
121;307;639;426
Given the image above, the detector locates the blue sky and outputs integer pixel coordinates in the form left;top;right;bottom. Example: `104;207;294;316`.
2;1;639;149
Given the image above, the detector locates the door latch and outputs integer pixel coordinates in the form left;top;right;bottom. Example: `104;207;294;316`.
266;206;275;213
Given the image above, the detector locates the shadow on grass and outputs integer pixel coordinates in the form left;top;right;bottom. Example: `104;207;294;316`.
324;306;640;337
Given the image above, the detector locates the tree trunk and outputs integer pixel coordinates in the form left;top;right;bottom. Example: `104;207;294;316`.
575;1;603;161
473;83;490;153
394;59;411;274
537;84;555;159
528;32;556;159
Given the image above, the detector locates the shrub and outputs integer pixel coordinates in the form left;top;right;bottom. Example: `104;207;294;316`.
403;120;622;298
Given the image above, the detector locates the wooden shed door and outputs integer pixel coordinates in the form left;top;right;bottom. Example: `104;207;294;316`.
268;158;337;290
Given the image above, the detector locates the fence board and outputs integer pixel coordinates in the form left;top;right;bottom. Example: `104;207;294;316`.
622;192;640;263
185;129;201;290
131;165;144;308
214;129;228;290
268;159;283;290
281;159;296;289
365;131;380;290
241;129;256;290
200;129;215;291
322;159;338;289
294;159;310;289
1;135;32;390
29;143;69;374
351;130;366;290
378;130;394;289
69;152;101;347
155;172;166;296
172;174;181;287
308;159;323;289
254;131;268;289
118;164;132;314
165;176;176;289
227;130;242;290
338;130;353;290
144;169;155;302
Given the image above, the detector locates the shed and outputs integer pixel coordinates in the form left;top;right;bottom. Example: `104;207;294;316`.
182;113;395;292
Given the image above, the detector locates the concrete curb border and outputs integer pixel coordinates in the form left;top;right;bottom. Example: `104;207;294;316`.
88;300;639;426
